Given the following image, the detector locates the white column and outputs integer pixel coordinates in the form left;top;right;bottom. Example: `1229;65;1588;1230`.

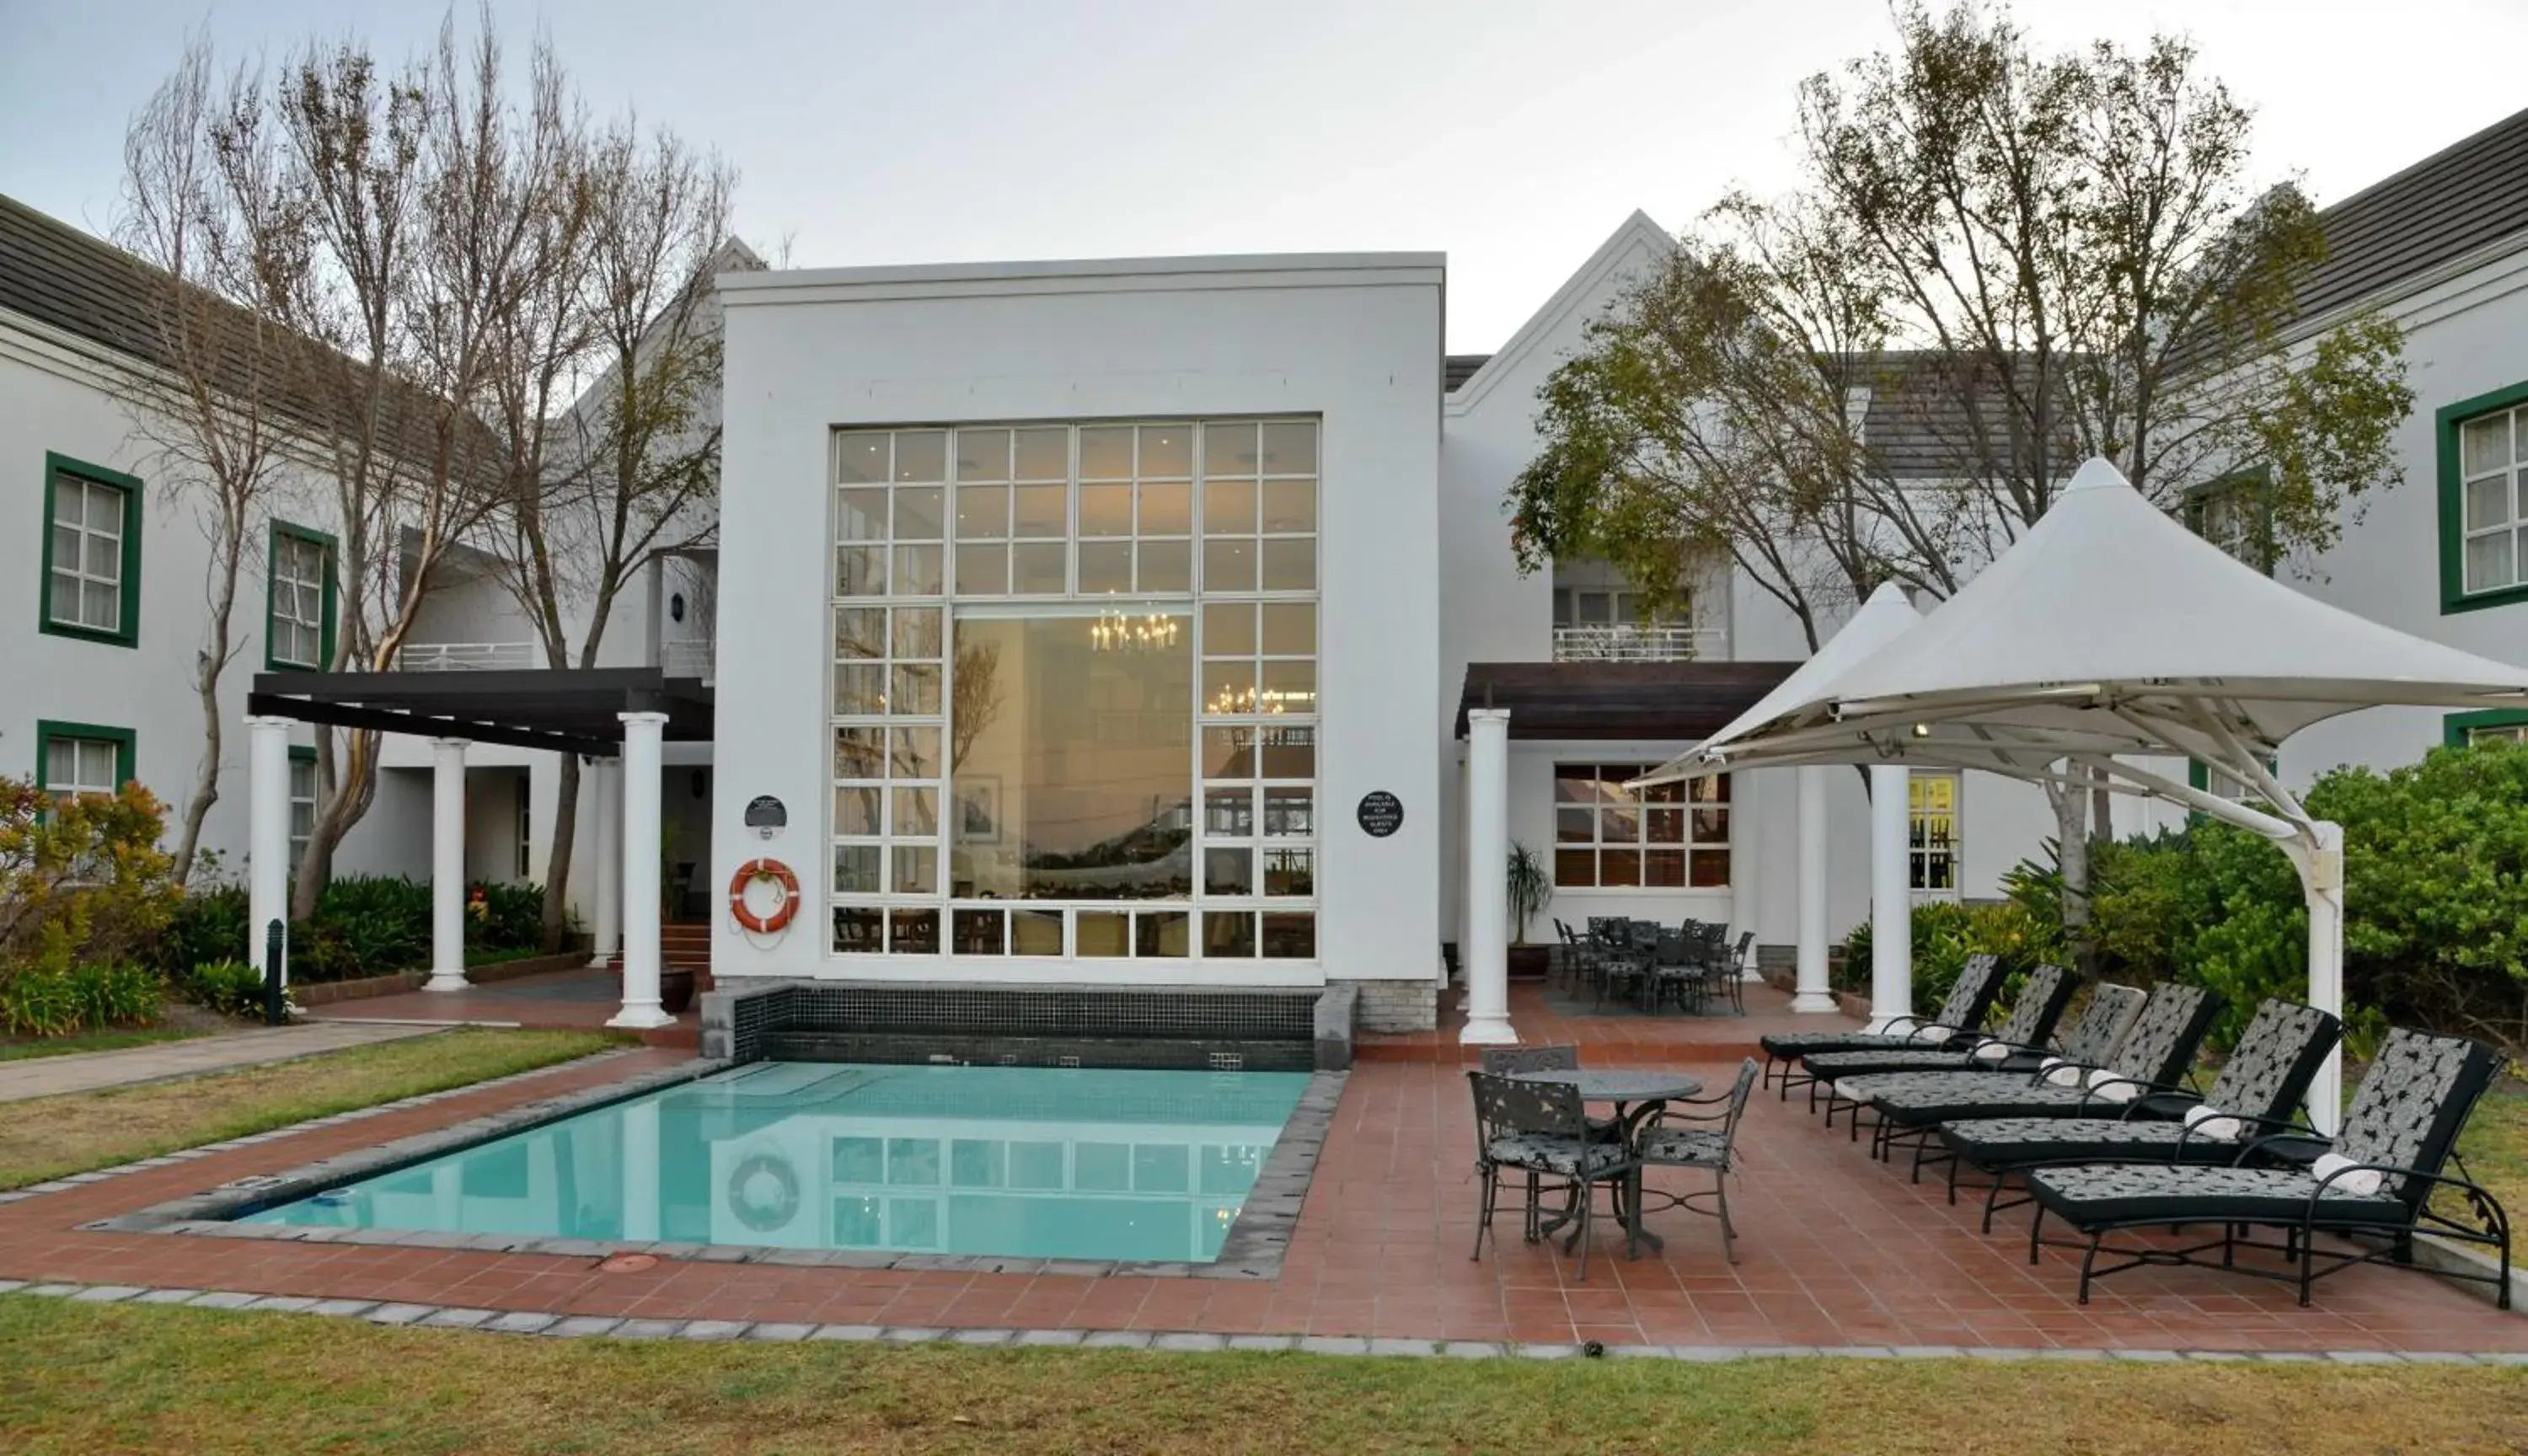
2299;821;2346;1137
609;712;672;1030
586;757;623;970
1460;708;1516;1045
1866;763;1913;1031
621;1095;661;1241
1792;764;1838;1013
246;716;293;982
425;738;470;992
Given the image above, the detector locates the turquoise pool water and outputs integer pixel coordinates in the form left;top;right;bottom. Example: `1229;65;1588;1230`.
244;1063;1309;1263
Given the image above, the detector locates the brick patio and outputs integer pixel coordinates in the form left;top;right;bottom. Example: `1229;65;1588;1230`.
307;966;700;1049
6;981;2521;1355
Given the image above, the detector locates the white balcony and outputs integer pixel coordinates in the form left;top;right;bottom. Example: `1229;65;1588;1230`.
659;640;715;683
394;641;543;672
1551;624;1727;662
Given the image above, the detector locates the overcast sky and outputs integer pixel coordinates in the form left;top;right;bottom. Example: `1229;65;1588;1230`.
3;0;2523;351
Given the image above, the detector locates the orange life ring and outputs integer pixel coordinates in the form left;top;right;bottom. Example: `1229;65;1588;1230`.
729;858;801;935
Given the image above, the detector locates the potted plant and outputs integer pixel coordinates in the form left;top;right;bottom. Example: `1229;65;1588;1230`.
1505;842;1552;980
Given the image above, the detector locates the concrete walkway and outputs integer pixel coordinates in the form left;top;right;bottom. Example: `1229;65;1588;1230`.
0;1023;443;1103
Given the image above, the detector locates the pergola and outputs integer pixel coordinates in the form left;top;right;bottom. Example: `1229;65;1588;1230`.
244;667;715;1029
1452;658;1798;1042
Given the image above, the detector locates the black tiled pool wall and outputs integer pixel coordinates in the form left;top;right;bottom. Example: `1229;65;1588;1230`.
704;981;1353;1073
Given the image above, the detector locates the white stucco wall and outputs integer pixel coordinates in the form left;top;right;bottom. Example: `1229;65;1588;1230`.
713;252;1444;986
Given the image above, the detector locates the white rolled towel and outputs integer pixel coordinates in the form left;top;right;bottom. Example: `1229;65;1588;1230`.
1970;1041;2012;1065
1911;1025;1949;1044
2181;1102;2246;1142
2039;1056;2085;1088
2311;1151;2385;1196
2085;1067;2140;1104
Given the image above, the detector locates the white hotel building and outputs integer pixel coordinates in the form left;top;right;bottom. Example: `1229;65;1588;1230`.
4;104;2524;1034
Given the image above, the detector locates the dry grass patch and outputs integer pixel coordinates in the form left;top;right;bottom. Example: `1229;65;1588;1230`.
3;1296;2526;1456
0;1027;621;1190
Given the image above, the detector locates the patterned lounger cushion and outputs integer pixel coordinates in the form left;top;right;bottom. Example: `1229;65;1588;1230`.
1636;1127;1730;1167
1845;1072;2105;1127
1759;1030;1942;1057
1801;1048;2025;1079
1485;1133;1630;1176
1937;1115;2266;1168
2026;1163;2407;1229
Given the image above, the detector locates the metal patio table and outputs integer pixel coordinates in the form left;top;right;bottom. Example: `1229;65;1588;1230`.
1510;1069;1703;1255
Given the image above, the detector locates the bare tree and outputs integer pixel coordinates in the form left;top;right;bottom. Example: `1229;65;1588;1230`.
1509;3;2414;973
488;115;736;947
112;40;297;885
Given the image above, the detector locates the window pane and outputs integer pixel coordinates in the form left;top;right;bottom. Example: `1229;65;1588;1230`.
1202;726;1256;778
1260;602;1315;656
1138;425;1192;477
1078;483;1133;537
1600;849;1642;887
2465;533;2514;593
1690;774;1730;804
837;433;890;484
1259;538;1314;592
1261;913;1315;959
890;907;940;952
1203;422;1258;475
833;785;881;836
955;543;1010;596
1689;849;1731;887
1260;479;1315;533
1556;807;1595;843
2466;475;2512;532
45;739;75;790
84;582;118;630
1136;910;1190;957
891;663;940;715
1013;483;1067;537
1645;849;1686;887
1258;421;1315;474
893;486;944;541
833;904;885;951
2462;415;2510;477
1078;540;1133;594
1204;538;1256;591
1203;911;1256;957
835;544;887;598
1692;807;1730;843
1138;480;1192;535
889;725;940;778
1014;428;1068;480
1205;479;1257;534
955;429;1010;481
835;727;886;776
951;614;1194;899
1599;804;1640;843
834;607;886;659
1259;659;1314;715
833;664;887;715
86;481;124;533
892;607;943;659
892;544;944;596
1206;789;1254;835
1554;848;1596;886
1258;727;1313;778
833;845;881;893
1204;602;1257;656
1647;807;1684;844
85;532;118;579
956;484;1008;538
892;786;939;837
1137;538;1191;592
1011;908;1064;955
836;489;888;543
1262;848;1315;896
892;846;938;894
1203;660;1255;715
1077;911;1128;956
1079;427;1133;479
1205;847;1254;895
893;431;945;482
1011;542;1068;593
1262;787;1312;836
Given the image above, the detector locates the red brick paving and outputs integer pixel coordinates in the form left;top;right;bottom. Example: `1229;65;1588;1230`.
7;984;2522;1352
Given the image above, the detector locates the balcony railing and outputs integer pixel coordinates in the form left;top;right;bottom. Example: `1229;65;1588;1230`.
659;640;715;683
1551;624;1727;662
394;641;542;672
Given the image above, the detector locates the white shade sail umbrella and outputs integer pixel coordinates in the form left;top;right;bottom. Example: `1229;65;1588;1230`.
1689;458;2528;1132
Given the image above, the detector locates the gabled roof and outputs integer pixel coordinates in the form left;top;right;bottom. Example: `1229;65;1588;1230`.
1443;354;1491;392
1444;211;1674;414
2295;104;2528;323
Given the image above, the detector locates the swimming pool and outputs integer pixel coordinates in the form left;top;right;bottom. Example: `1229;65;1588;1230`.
244;1063;1311;1264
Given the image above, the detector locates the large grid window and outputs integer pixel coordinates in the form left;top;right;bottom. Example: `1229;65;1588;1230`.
831;420;1318;965
1909;773;1959;892
1552;766;1729;889
2457;401;2528;597
43;457;141;645
268;527;333;669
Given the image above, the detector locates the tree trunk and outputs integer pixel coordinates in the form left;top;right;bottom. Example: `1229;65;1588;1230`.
2054;779;2095;982
171;645;225;886
539;752;581;951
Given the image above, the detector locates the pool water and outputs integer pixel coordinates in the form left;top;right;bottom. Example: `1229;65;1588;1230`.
244;1063;1310;1264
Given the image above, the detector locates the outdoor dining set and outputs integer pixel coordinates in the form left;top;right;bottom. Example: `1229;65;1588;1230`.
1465;950;2514;1311
1550;917;1752;1016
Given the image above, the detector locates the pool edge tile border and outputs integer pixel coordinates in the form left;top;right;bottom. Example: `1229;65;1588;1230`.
82;1059;1347;1284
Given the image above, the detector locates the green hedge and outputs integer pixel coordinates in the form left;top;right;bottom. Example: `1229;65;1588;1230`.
1835;900;2065;1018
156;876;547;990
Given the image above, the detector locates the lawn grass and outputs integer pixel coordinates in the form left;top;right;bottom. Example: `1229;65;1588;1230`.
0;1027;622;1191
0;1024;207;1063
2456;1079;2528;1223
0;1296;2522;1456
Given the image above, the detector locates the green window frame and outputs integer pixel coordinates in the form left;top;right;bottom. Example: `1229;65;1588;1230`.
35;720;137;796
39;452;143;648
2188;756;2277;806
265;521;339;671
2443;709;2528;748
2438;378;2528;615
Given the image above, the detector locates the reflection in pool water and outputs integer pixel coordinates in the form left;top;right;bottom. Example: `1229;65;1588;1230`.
246;1063;1308;1263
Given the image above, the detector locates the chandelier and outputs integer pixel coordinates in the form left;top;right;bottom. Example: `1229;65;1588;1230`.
1091;608;1180;653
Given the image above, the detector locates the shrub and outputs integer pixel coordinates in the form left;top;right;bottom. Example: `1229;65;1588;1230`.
469;881;544;950
0;970;83;1036
1835;899;2065;1017
67;963;159;1027
153;884;250;978
181;958;270;1020
0;778;179;972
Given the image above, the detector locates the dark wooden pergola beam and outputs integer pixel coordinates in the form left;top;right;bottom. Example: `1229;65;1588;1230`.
246;692;618;758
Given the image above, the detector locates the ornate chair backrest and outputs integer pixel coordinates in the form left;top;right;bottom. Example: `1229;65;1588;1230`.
2058;984;2146;1065
1990;963;2074;1049
1930;953;2003;1030
1713;1057;1760;1158
2337;1029;2504;1208
1482;1044;1581;1076
1470;1070;1587;1141
2204;999;2343;1121
2108;983;2222;1086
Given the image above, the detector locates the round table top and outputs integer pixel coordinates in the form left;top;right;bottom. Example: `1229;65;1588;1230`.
1508;1069;1703;1102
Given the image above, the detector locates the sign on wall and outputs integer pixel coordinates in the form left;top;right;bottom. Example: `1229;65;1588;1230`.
743;795;788;841
1355;790;1404;838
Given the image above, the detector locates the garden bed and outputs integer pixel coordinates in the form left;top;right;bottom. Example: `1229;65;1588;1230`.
292;952;593;1007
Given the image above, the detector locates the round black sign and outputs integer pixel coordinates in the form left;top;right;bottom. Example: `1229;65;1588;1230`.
742;795;788;840
1356;790;1404;838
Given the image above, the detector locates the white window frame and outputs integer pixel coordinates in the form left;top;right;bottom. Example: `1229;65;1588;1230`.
2458;403;2528;597
1908;772;1961;896
1551;763;1731;891
44;735;123;797
270;532;329;669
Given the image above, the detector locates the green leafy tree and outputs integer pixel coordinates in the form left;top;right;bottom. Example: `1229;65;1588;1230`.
1510;3;2413;972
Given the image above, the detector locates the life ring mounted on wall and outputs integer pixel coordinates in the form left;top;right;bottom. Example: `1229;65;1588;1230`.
729;858;801;936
